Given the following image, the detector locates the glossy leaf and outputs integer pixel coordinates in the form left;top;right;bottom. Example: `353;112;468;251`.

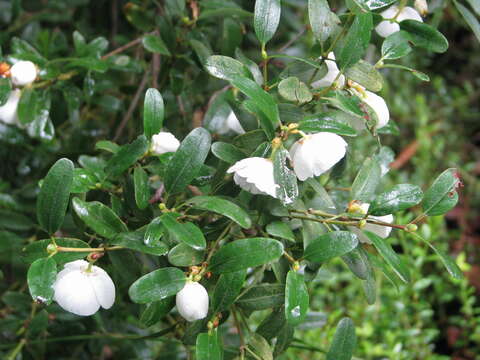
161;213;206;250
205;55;251;81
299;114;357;136
0;77;11;106
351;157;381;202
18;88;50;125
254;0;281;44
27;257;56;304
212;270;246;313
344;60;383;92
422;168;460;216
303;231;359;263
400;20;449;53
278;77;313;104
337;13;373;69
134;166;150;210
140;297;175;327
144;217;164;246
37;158;74;234
112;231;168;256
209;237;284;273
455;1;480;42
266;221;295;242
285;270;309;325
106;135;149;177
273;148;298;205
168;243;205;267
369;184;423;216
164;127;211;194
365;231;410;283
187;196;252;229
196;331;223;360
211;142;246;163
382;31;412;60
326;317;356;360
143;88;164;139
308;0;339;44
128;267;186;304
72;198;128;239
142;35;171;56
236;284;285;310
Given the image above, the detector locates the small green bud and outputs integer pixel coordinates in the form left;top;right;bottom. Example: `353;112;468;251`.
405;224;418;232
46;243;57;254
358;219;367;229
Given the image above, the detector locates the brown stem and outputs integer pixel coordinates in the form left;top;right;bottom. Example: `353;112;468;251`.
56;246;124;253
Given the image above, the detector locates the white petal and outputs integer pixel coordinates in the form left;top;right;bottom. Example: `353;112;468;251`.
151;132;180;155
0;89;21;125
88;266;116;309
311;52;342;88
10;61;37;86
53;270;100;316
364;214;394;238
176;282;209;322
398;7;423;22
375;20;400;38
226;111;245;134
228;158;278;198
362;91;390;128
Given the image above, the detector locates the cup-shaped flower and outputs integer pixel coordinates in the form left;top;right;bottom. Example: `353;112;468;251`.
349;203;394;243
53;260;115;316
375;5;423;38
0;89;21;125
351;87;390;130
289;132;348;181
311;52;346;89
10;61;38;86
227;157;279;198
151;131;180;155
176;281;209;322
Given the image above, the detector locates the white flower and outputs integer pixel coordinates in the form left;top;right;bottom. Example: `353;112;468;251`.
0;89;21;125
414;0;428;16
176;281;209;322
227;157;278;198
10;61;38;86
376;5;423;38
53;260;115;316
151;131;180;155
289;132;347;181
351;87;390;130
311;52;346;89
217;111;245;135
349;203;394;243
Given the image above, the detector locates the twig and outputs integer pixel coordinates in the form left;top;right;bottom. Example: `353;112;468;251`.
113;70;150;141
151;53;161;89
102;35;149;60
55;245;124;253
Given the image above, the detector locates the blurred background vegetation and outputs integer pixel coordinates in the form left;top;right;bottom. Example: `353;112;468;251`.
0;0;479;359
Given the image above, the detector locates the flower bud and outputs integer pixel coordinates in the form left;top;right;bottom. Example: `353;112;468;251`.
150;131;180;155
311;52;345;89
53;260;115;316
176;281;209;322
0;89;21;125
10;61;38;86
405;223;418;232
348;200;369;215
414;0;428;16
349;203;394;243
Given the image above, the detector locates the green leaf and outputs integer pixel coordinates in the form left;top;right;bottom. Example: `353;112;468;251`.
143;88;164;139
71;168;97;193
212;270;247;313
344;60;383;92
285;270;309;325
308;0;340;45
266;221;295;242
336;13;373;69
231;75;279;139
400;20;449;53
140;297;175;327
273;148;299;205
128;267;186;304
326;317;356;360
142;35;171;56
106;135;149;177
211;142;246;163
196;331;223;360
205;55;251;81
72;198;128;239
278;77;313;104
18;88;50;125
164;127;211;194
0;77;11;106
254;0;281;44
299;113;357;136
342;246;372;280
237;284;285;310
365;231;410;283
369;184;423;216
235;48;264;85
22;238;89;265
303;231;359;263
381;31;412;60
37;158;74;234
112;231;168;256
422;168;460;216
249;334;274;360
134;166;150;210
209;237;284;273
161;213;206;250
168;243;205;266
187;196;252;229
27;258;56;304
350;157;381;202
144;217;164;246
69;58;109;72
243;98;276;140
